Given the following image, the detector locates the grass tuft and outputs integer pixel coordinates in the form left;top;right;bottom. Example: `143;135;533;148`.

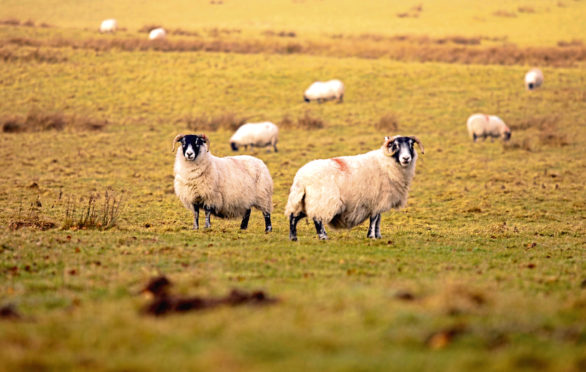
493;10;517;18
375;113;400;131
62;189;125;230
182;112;249;132
296;111;325;129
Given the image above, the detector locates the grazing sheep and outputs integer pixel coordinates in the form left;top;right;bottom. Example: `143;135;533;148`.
525;68;544;90
149;28;167;40
99;19;118;33
303;79;345;103
285;136;424;241
230;122;279;152
173;134;273;232
466;114;511;142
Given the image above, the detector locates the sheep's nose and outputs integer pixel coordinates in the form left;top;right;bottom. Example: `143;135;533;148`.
186;151;194;157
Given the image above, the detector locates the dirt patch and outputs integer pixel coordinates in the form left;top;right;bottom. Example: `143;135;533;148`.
375;113;400;132
141;276;278;316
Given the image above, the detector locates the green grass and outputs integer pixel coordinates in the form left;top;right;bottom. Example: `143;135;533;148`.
0;2;585;371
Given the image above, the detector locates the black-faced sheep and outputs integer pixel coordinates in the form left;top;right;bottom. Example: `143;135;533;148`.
284;136;423;241
173;134;273;232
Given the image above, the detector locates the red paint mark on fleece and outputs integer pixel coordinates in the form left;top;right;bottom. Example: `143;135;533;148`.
484;114;490;122
331;158;349;173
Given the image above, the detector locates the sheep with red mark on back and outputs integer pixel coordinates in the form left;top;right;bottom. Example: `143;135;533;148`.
285;136;423;241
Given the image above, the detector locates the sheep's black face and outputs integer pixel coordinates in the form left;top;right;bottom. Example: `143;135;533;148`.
528;83;534;90
303;95;310;103
230;142;239;151
388;137;416;167
180;135;205;161
504;131;511;141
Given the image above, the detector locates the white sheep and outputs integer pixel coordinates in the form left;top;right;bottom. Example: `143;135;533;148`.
99;19;118;33
303;79;345;103
285;136;424;241
466;114;511;142
173;134;273;232
525;68;544;90
149;28;167;40
230;122;279;152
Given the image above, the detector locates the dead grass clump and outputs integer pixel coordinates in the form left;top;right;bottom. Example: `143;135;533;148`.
262;30;297;38
297;111;325;130
375;113;400;131
171;28;200;37
509;115;559;131
278;115;295;128
0;48;67;63
139;24;163;33
493;10;517;18
539;128;569;147
503;138;534;152
558;39;583;47
517;6;536;13
0;18;20;26
62;190;125;230
9;195;56;231
183;112;249;132
1;111;108;133
22;19;35;27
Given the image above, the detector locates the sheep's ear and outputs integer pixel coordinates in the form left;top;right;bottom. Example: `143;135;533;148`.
172;134;185;152
409;136;424;154
383;136;397;157
201;134;210;152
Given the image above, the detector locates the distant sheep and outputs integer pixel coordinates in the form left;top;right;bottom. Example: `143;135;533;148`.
467;114;511;142
230;122;279;152
173;134;273;232
149;28;167;40
304;79;345;103
99;19;118;33
525;68;544;90
285;136;423;241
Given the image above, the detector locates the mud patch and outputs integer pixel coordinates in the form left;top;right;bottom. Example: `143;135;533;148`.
141;276;278;316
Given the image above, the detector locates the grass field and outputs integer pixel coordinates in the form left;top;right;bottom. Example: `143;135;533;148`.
1;0;585;371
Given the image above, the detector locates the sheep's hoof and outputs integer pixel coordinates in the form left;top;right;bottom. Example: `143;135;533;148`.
193;226;199;230
289;234;297;241
375;234;382;239
265;226;272;233
318;234;328;240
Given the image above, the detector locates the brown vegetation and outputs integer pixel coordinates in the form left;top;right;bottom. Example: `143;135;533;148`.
1;111;108;133
2;34;585;67
262;30;297;38
558;39;583;47
375;113;400;131
62;190;125;230
493;10;517;18
181;112;249;132
0;47;67;63
517;6;536;13
9;195;56;231
504;114;568;151
294;111;325;130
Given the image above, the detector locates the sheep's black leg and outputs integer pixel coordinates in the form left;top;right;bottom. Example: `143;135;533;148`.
289;212;306;241
192;204;200;230
375;214;382;239
367;215;377;238
240;209;251;230
273;144;278;152
204;206;212;229
473;133;477;142
263;212;272;233
313;218;328;240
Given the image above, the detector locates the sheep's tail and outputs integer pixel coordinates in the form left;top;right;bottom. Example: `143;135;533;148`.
284;181;305;217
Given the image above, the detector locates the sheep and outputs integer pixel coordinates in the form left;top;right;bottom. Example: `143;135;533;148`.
525;68;544;90
149;28;167;40
303;79;345;103
99;19;118;33
285;136;424;241
230;122;279;152
466;114;511;142
173;134;273;232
